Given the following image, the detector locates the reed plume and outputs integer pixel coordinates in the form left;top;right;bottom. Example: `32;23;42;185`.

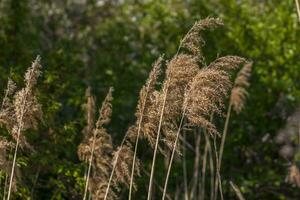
127;56;163;148
161;54;200;153
78;87;116;200
185;68;232;133
230;62;253;114
181;17;223;61
0;56;43;200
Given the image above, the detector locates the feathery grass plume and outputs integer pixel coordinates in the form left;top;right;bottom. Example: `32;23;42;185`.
77;87;116;200
287;164;300;188
161;54;200;153
208;56;246;72
3;56;43;200
181;17;223;60
127;56;163;148
12;57;43;148
112;142;141;190
83;87;96;142
184;67;232;134
230;62;253;113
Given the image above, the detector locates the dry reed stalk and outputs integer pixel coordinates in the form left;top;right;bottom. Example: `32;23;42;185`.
3;56;42;200
182;130;188;200
202;131;215;200
147;81;169;200
162;105;187;200
215;62;252;198
200;134;209;200
229;181;245;200
103;137;126;200
213;132;223;200
190;130;201;199
128;56;162;200
142;168;172;200
296;0;300;23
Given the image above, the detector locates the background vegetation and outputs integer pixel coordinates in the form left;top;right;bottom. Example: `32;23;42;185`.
0;0;300;199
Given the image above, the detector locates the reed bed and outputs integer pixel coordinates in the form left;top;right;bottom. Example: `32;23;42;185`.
0;17;253;200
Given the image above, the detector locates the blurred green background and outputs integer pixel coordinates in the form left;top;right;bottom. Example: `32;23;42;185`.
0;0;300;199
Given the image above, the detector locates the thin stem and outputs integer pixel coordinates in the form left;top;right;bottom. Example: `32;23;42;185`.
213;133;223;200
128;86;150;200
200;135;208;200
7;126;21;200
214;104;232;200
229;181;245;200
142;168;172;200
82;133;97;200
218;103;232;172
206;134;214;200
190;130;201;199
147;85;169;200
213;134;218;200
162;105;187;200
104;136;127;200
295;0;300;23
182;130;188;200
3;173;8;200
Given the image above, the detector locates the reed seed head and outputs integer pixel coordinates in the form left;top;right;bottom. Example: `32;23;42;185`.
181;17;223;59
230;62;253;113
185;67;232;134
